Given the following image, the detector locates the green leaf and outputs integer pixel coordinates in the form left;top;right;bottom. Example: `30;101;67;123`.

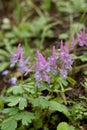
41;0;51;11
70;23;84;35
14;111;35;126
0;98;4;109
1;118;17;130
5;32;16;39
19;97;27;110
57;122;75;130
2;108;18;116
58;78;68;86
7;86;24;95
34;118;42;129
0;49;10;57
1;23;11;30
84;71;87;75
57;122;68;130
31;96;50;109
67;77;76;85
79;55;87;62
0;62;9;72
59;33;68;40
49;101;70;117
6;96;20;106
68;126;75;130
6;96;27;110
21;112;34;125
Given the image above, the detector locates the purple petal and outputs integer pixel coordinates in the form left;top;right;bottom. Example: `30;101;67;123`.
2;70;9;76
52;46;57;69
10;43;24;67
37;51;47;64
8;77;17;85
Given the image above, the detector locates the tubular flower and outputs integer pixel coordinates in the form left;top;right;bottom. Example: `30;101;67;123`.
2;70;9;76
60;64;68;79
10;44;24;67
59;41;73;79
8;77;17;85
48;46;57;75
36;51;50;73
76;28;87;46
18;57;30;75
34;51;50;86
10;44;32;76
71;36;76;50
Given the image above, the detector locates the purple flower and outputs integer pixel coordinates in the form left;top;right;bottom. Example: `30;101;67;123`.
59;40;65;60
8;77;17;85
37;51;48;65
34;51;50;86
52;46;57;69
42;74;50;84
77;28;87;46
2;70;9;76
10;44;32;76
36;51;50;73
10;44;24;67
34;71;41;86
64;43;73;69
18;57;30;75
59;41;73;79
48;46;57;75
60;66;68;79
76;32;83;46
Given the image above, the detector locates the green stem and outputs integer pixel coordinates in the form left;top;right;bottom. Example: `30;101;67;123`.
80;10;87;23
73;64;87;71
25;0;43;17
35;86;39;97
42;108;49;129
59;82;67;105
32;120;37;130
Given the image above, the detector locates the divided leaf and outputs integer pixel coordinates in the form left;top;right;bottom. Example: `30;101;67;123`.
7;86;24;95
2;108;18;116
21;112;35;125
14;111;35;126
19;97;27;110
1;118;17;130
6;96;20;106
6;96;27;110
31;96;50;109
49;101;70;117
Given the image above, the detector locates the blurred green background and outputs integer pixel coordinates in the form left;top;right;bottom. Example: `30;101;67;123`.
0;0;87;72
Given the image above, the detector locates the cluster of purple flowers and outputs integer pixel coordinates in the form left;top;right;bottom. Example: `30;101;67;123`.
10;44;30;75
34;51;50;86
71;36;76;50
71;28;87;49
48;46;57;75
76;28;87;46
10;44;24;67
59;41;73;79
9;28;87;86
60;28;87;78
10;44;57;86
34;46;57;86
